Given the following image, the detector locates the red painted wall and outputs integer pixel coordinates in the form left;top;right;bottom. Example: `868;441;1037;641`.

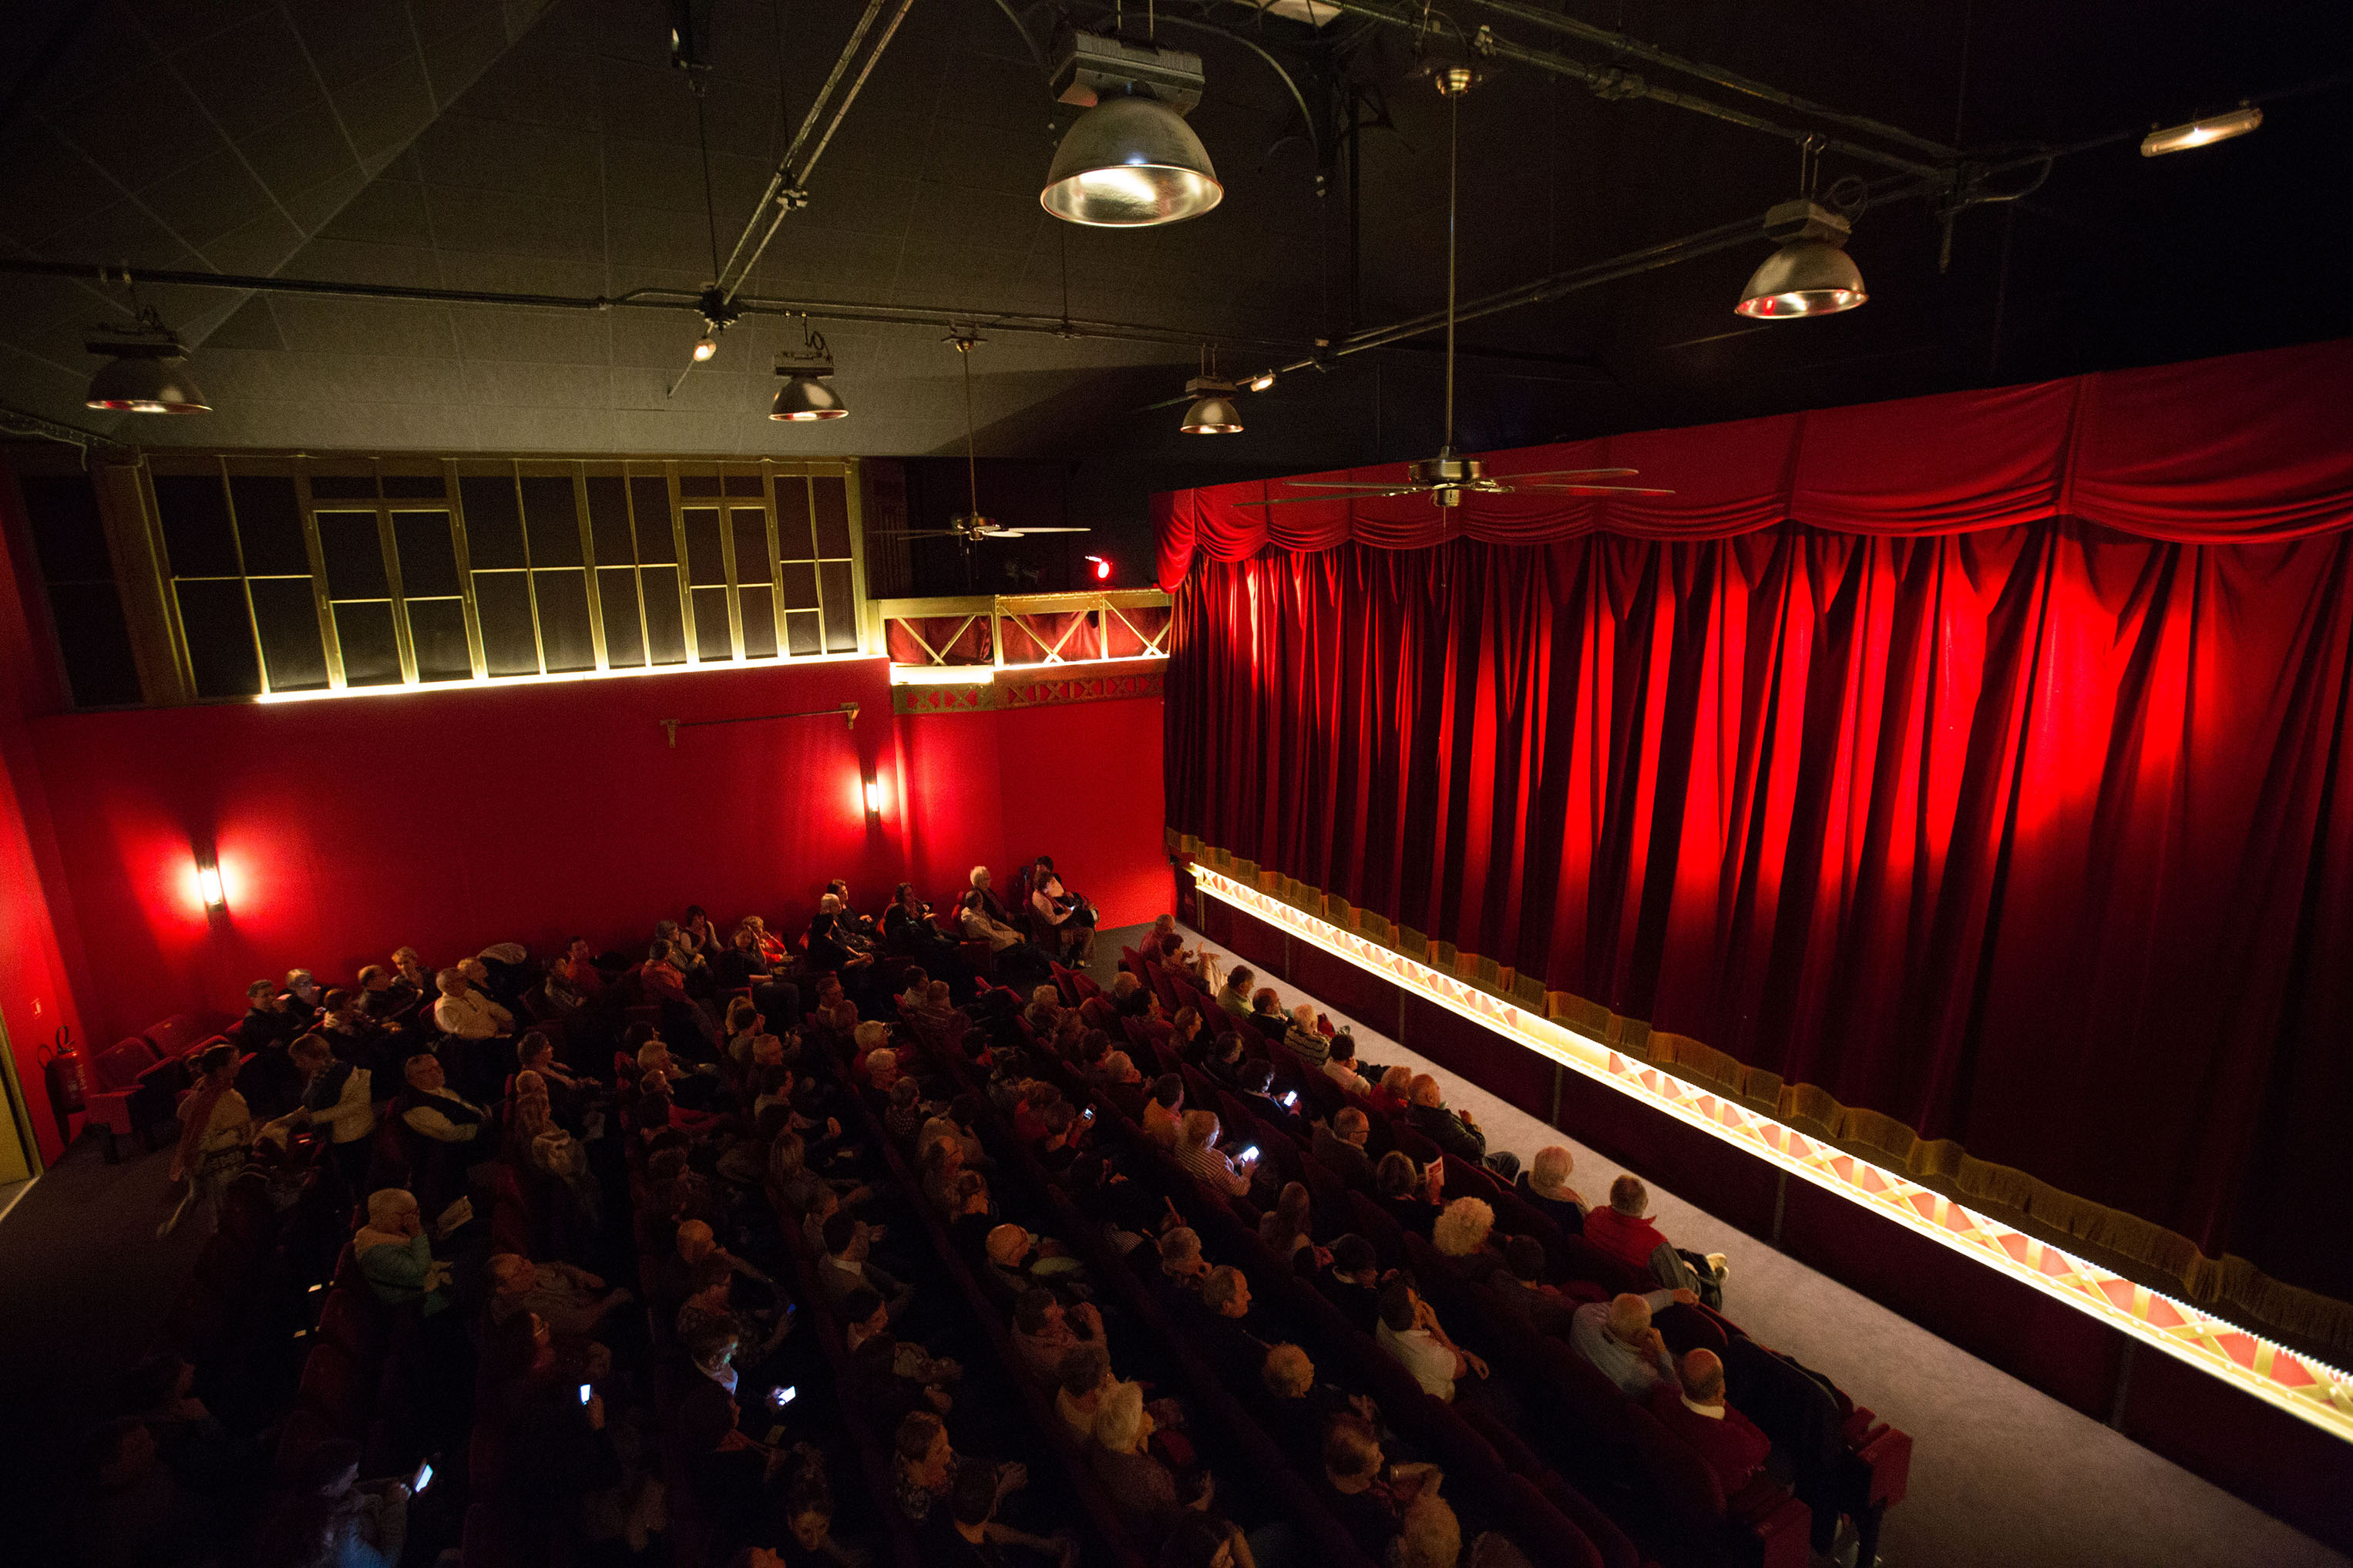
23;660;1166;1053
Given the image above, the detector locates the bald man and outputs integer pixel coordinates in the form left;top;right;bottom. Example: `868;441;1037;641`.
1569;1287;1698;1398
1645;1348;1771;1492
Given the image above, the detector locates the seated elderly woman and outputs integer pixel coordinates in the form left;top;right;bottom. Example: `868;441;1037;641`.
1157;1227;1213;1293
1108;970;1157;1019
1430;1197;1508;1283
1087;1382;1194;1542
1365;1063;1414;1120
1377;1150;1446;1238
1518;1145;1588;1232
893;1410;1027;1531
1320;1416;1444;1560
356;1190;455;1315
1280;1004;1329;1069
1257;1181;1323;1275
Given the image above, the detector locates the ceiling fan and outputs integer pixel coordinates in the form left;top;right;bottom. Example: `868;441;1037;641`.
1243;69;1673;511
866;332;1094;545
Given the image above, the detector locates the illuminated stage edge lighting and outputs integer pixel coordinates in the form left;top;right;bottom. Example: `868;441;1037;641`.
1188;865;2353;1446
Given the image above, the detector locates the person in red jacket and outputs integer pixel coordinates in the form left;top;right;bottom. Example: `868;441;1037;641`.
1582;1175;1728;1304
1645;1348;1771;1495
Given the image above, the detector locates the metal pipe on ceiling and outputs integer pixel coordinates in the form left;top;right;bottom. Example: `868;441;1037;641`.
0;258;1314;354
1452;0;1958;161
1299;0;1948;178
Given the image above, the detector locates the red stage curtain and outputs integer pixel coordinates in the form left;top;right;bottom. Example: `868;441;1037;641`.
1155;339;2353;588
1166;523;2353;1338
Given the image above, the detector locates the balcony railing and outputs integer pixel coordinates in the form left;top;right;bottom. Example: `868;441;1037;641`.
869;589;1172;678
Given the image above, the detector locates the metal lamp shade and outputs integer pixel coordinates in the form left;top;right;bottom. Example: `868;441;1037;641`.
86;353;210;413
769;375;848;421
1734;239;1867;318
1181;394;1242;434
1041;96;1222;227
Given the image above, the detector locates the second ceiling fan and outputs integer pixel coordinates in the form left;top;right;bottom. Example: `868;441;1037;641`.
866;332;1095;545
1245;67;1673;511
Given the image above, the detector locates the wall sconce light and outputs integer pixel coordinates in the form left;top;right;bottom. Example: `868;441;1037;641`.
862;771;885;820
196;854;226;911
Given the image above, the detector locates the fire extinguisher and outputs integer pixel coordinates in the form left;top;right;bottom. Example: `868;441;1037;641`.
40;1026;86;1146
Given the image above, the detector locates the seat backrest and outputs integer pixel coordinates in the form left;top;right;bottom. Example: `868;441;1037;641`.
145;1010;238;1058
1628;1401;1729;1517
92;1038;162;1092
1347;1190;1409;1269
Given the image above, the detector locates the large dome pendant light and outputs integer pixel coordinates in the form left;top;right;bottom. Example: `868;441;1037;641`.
1040;29;1221;227
85;304;210;414
1735;143;1866;319
770;317;849;421
1179;344;1242;434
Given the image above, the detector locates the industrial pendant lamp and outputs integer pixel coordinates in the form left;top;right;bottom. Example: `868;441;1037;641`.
1735;196;1867;318
85;306;210;413
1179;345;1242;434
1040;31;1221;227
770;321;848;421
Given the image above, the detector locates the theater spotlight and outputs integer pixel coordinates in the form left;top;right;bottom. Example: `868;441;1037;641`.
1085;555;1113;582
1735;199;1866;319
1040;31;1221;227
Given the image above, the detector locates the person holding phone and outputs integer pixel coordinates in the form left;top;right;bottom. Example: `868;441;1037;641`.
251;1438;412;1568
1173;1110;1253;1197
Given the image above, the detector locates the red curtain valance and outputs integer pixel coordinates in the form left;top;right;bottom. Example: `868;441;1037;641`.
1154;337;2353;588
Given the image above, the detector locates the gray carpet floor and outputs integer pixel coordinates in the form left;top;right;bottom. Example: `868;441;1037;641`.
1087;922;2349;1568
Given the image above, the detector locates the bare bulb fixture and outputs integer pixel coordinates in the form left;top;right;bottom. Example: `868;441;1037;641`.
86;307;210;414
692;334;720;362
1735;200;1867;319
1245;371;1276;392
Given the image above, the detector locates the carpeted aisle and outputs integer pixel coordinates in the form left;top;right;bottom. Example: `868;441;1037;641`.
1089;922;2348;1568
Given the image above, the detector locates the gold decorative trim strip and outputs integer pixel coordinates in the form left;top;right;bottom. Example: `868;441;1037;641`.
1185;857;2353;1445
893;666;1162;714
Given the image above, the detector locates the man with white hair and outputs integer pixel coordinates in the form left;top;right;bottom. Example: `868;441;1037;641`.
1281;1002;1329;1069
1569;1288;1698;1398
486;1251;630;1339
1584;1173;1728;1305
1406;1073;1486;1163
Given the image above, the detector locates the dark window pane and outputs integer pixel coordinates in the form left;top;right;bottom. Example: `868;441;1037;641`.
677;473;722;498
176;579;262;697
629;477;675;562
691;586;731;660
20;475;110;581
308;474;378;500
775;475;815;559
408;598;471;682
780;559;819;610
318;512;389;598
250;578;328;692
682;508;724;586
392;512;460;597
534;569;593;672
459;475;526;569
228;475;308;574
597;568;644;667
519;475;583;566
730;508;770;588
740;586;777;658
153;473;239;576
382;473;445;499
812;475;852;557
474;572;539;676
585;475;633;565
723;468;763;497
819;561;859;651
641;566;686;665
46;582;142;706
334;600;401;686
783;608;822;657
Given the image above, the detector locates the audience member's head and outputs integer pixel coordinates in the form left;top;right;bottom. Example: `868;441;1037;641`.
1334;1106;1370;1147
1409;1073;1446;1109
1239;1059;1276;1096
1329;1234;1378;1281
1225;965;1255;996
1158;1227;1203;1273
1030;985;1060;1012
1151;1073;1184;1111
1178;1109;1221;1150
1379;1064;1413;1100
1433;1197;1495;1257
1329;1029;1356;1065
1250;987;1280;1016
1397;1494;1463;1568
1058;1342;1112;1402
1163;1516;1239;1568
676;1218;717;1263
1681;1348;1727;1405
1112;972;1142;1001
1377;1150;1423;1199
1013;1288;1063;1337
1605;1291;1656;1346
1262;1342;1314;1399
821;1211;860;1259
1324;1419;1383;1482
1289;1003;1316;1030
1092;1380;1148;1454
246;978;277;1009
1203;1265;1251;1318
926;979;951;1005
434;967;466;997
1377;1276;1420;1333
291;1033;331;1072
1610;1173;1648;1217
842;1286;888;1341
1504;1234;1548;1284
365;1188;420;1237
986;1224;1033;1269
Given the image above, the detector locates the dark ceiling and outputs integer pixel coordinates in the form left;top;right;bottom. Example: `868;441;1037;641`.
2;0;2348;531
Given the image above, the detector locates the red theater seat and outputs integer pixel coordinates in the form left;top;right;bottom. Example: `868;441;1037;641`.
86;1037;185;1161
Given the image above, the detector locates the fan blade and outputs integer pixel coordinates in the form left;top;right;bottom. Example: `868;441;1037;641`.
1487;467;1642;481
866;529;966;537
1004;526;1091;533
987;529;1027;539
1268;480;1419;492
1236;489;1423;506
1508;483;1678;496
